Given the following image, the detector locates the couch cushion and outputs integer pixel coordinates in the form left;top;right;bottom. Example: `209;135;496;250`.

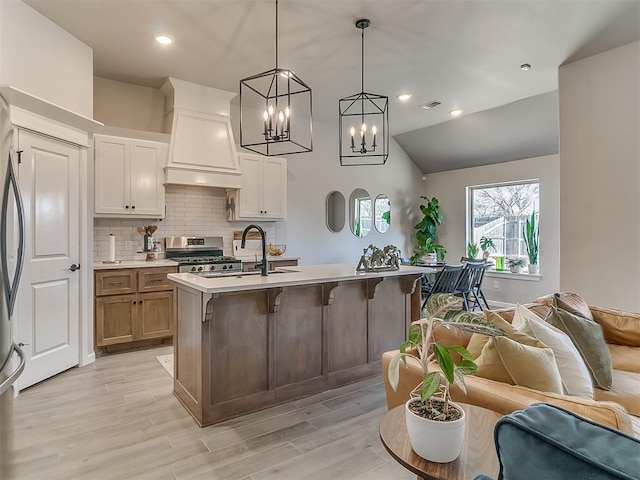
512;304;593;399
608;344;640;374
472;312;564;394
546;306;613;391
591;306;640;348
594;369;640;417
535;292;594;321
493;404;640;480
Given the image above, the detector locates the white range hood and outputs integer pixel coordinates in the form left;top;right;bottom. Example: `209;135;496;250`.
161;77;241;189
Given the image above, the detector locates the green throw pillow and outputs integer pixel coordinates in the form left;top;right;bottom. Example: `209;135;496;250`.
545;306;613;390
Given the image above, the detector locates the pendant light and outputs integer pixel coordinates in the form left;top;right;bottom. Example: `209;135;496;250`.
339;19;389;166
240;0;313;156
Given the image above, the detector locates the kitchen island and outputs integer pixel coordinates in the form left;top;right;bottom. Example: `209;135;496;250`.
168;264;428;426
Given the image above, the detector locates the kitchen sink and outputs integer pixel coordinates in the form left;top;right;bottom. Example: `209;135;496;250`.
195;269;298;279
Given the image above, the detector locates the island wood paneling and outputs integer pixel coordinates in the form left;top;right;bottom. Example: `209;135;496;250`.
209;290;269;403
174;286;202;418
327;281;368;373
275;285;323;387
173;273;422;426
368;277;407;363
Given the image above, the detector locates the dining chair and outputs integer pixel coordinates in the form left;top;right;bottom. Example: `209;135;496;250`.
421;264;463;314
455;261;487;311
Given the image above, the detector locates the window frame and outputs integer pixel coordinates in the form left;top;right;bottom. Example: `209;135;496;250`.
467;179;540;272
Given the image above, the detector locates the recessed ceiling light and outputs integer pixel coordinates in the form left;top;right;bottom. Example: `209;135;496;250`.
520;63;532;71
154;34;174;45
450;109;463;117
397;93;413;102
418;101;441;110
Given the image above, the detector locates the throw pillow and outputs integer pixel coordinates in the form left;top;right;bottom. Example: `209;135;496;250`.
512;304;593;399
472;311;564;394
546;306;613;390
553;293;594;321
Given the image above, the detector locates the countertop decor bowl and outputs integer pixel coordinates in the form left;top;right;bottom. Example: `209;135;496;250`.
267;244;286;256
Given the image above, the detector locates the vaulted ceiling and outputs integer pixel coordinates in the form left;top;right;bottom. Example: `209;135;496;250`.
26;0;640;172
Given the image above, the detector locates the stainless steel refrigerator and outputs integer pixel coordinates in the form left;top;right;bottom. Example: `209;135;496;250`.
0;151;26;479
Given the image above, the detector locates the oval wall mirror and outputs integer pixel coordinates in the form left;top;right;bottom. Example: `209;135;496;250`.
349;188;372;238
326;191;346;233
375;194;391;233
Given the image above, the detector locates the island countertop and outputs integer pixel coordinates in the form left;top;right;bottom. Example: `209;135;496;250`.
167;263;432;294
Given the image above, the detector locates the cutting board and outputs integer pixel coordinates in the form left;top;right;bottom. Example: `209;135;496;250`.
232;239;263;260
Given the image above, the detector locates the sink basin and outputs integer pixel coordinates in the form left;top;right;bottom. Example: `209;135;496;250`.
194;269;297;279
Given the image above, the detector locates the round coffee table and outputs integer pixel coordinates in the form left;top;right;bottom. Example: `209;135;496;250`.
379;403;501;480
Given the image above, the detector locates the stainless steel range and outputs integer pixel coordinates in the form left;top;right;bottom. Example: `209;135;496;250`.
165;236;241;274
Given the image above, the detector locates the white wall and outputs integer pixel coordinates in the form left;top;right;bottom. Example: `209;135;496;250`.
0;0;93;117
559;41;640;311
423;155;560;304
94;77;165;133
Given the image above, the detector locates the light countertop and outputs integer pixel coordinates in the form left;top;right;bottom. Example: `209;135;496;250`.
93;259;178;270
167;263;431;294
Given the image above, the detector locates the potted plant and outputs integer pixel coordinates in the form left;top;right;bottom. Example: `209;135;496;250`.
387;294;504;463
466;242;479;259
507;257;527;274
523;212;539;274
410;196;446;264
479;236;495;259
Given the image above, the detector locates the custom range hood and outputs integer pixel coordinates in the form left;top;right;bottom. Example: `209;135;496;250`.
161;78;242;188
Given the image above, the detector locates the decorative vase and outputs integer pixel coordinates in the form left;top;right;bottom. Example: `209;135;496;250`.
528;264;539;275
494;256;504;271
509;266;519;274
405;398;466;463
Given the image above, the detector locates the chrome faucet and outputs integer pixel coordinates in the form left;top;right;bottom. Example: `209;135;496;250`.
241;224;268;276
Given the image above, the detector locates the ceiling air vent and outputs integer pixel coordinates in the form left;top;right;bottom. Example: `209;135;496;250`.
418;101;441;110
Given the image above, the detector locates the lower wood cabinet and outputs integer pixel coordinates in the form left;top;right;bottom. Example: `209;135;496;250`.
95;266;176;347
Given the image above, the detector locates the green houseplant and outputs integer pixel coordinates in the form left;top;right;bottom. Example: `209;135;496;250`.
479;236;495;259
466;242;479;259
506;257;527;273
410;196;445;264
387;294;504;462
523;212;539;274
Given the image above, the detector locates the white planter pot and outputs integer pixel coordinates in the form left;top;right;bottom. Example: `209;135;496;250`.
422;253;438;265
509;265;524;274
405;398;466;463
528;264;539;275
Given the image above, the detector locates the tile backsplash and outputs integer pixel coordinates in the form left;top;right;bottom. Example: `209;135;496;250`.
94;185;278;262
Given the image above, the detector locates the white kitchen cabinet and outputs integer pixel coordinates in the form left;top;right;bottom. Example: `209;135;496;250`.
94;134;167;217
228;153;287;221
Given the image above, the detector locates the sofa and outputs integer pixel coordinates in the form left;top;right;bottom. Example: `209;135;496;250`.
381;292;640;437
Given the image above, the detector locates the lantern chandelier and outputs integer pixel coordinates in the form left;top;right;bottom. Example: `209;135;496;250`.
240;0;313;156
339;19;389;166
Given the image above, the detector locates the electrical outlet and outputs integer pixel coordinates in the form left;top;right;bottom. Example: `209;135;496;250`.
493;280;499;289
125;241;133;251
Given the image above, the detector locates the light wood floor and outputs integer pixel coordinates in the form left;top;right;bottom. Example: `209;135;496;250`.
9;346;414;480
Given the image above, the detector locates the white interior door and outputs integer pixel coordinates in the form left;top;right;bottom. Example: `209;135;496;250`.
16;130;80;390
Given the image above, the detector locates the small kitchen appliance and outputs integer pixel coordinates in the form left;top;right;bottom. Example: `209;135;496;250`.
165;236;241;274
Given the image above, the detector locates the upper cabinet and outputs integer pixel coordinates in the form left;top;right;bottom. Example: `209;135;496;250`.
94;134;167;218
227;153;287;221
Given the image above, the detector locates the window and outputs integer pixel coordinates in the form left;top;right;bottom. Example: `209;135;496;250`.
468;181;539;263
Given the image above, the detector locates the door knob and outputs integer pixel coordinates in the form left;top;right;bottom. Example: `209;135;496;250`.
69;264;80;272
